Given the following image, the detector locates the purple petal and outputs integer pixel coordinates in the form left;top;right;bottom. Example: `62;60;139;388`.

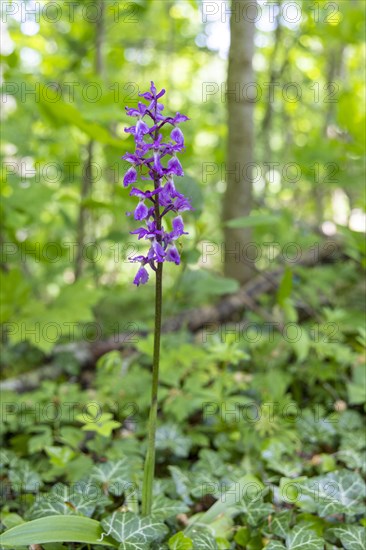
166;245;181;265
122;153;139;164
133;266;149;286
139;91;154;100
130;187;147;199
171;215;185;238
134;201;149;220
167;157;184;177
156;88;166;99
175;196;193;212
125;107;140;116
149;240;166;262
153;152;164;175
173;113;189;124
171;127;184;146
124;125;136;134
130;227;149;240
136;119;150;137
123;167;137;187
150;81;157;95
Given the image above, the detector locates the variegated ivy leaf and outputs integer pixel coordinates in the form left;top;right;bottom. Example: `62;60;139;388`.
296;470;366;516
242;499;274;526
90;459;132;496
328;525;366;550
100;511;168;549
285;526;323;550
8;461;42;492
192;449;227;478
0;449;17;468
155;424;191;457
29;482;97;519
190;471;225;499
336;449;366;474
266;541;286;550
168;465;193;505
189;530;218;550
265;511;291;539
266;526;323;550
151;494;189;520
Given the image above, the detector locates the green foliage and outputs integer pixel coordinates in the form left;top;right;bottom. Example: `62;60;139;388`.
1;0;365;547
0;516;118;547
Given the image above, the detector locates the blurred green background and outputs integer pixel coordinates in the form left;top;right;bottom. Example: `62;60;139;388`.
1;0;365;357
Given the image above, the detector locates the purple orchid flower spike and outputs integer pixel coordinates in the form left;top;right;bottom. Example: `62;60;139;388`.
123;81;192;285
123;82;192;517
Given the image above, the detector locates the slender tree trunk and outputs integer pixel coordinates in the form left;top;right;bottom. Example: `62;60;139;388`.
74;0;104;279
223;0;256;285
75;140;94;280
315;46;343;226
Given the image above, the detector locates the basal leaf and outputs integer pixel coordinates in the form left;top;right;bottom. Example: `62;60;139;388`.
0;515;118;547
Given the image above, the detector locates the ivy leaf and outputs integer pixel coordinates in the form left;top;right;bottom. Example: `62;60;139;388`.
168;465;193;505
168;532;193;550
296;470;366;516
336;449;366;474
155;424;192;457
242;499;274;526
267;511;291;539
192;449;227;478
285;525;323;549
327;525;366;550
0;512;25;530
90;459;131;496
100;512;168;548
29;482;97;519
266;541;286;550
187;475;264;529
266;526;323;550
8;461;42;492
151;494;189;520
190;530;218;549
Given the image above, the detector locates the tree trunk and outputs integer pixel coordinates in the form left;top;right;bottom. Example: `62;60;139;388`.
74;1;105;280
223;0;256;285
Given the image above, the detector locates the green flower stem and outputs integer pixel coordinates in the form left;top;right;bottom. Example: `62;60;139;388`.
142;163;163;516
141;261;163;516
